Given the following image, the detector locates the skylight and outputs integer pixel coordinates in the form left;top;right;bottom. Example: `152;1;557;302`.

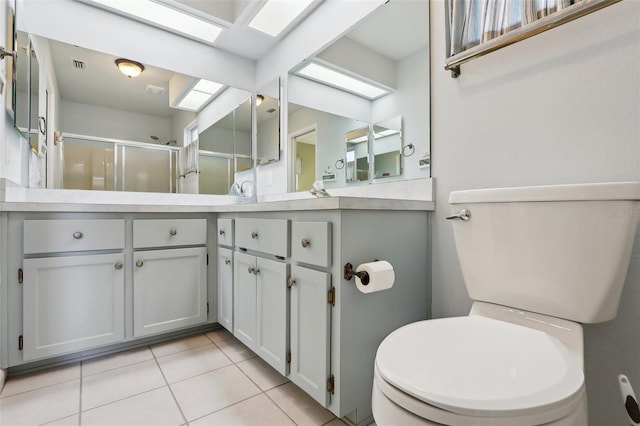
248;0;315;37
295;62;390;100
87;0;224;44
176;79;225;111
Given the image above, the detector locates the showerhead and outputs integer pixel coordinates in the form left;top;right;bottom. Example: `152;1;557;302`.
150;136;176;146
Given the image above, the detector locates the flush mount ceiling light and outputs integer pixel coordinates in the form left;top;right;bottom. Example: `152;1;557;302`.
86;0;224;45
248;0;315;37
174;78;225;111
295;61;391;100
256;94;264;106
115;58;144;78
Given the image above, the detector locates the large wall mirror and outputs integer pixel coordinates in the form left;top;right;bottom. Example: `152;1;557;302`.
287;0;430;193
14;35;257;194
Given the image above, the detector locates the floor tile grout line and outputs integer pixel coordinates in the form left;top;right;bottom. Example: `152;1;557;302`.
80;384;168;414
0;374;81;400
151;342;190;426
185;390;265;424
263;387;302;426
81;355;156;379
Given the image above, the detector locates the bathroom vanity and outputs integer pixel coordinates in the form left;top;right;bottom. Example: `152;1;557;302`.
0;185;433;425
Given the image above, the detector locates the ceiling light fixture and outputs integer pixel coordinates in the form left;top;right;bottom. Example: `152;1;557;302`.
248;0;314;37
173;78;225;112
256;94;264;106
87;0;224;44
115;58;144;78
295;61;391;100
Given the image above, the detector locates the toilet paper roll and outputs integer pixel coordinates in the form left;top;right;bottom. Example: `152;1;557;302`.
355;260;395;294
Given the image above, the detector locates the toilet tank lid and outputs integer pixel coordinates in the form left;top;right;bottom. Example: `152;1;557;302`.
449;181;640;204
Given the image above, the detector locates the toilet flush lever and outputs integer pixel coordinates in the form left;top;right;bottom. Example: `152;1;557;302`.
446;209;471;221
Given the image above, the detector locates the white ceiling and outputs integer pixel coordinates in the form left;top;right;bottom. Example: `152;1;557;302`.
47;0;428;123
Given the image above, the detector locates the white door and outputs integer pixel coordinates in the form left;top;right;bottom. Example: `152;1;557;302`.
289;265;331;406
23;253;125;361
217;247;233;332
233;251;257;350
133;247;207;337
256;257;288;374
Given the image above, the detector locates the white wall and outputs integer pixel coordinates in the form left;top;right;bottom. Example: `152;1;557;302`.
429;1;640;424
60;100;171;143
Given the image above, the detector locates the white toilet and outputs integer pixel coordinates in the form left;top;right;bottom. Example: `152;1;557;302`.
372;182;640;426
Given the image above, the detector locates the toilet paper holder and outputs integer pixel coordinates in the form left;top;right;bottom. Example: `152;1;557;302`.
344;263;370;285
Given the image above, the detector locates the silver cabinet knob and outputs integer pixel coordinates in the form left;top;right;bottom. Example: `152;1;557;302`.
254;268;260;275
251;231;258;239
219;229;225;236
248;266;255;274
136;260;144;267
301;239;310;248
114;262;123;270
169;228;177;236
224;259;231;265
287;277;296;288
73;231;83;239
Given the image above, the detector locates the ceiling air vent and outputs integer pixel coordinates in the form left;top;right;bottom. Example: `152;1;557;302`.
70;58;86;71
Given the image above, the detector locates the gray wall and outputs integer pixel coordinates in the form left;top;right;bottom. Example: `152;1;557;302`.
429;1;639;424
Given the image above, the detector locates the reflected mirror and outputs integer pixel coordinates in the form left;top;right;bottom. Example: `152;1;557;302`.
256;78;280;166
345;126;369;183
14;30;29;140
198;96;251;195
373;116;401;179
287;0;429;192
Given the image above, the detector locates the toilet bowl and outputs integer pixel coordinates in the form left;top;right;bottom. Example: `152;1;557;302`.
372;182;640;425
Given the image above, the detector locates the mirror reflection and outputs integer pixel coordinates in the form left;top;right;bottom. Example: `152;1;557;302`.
16;35;256;194
256;78;280;166
287;0;429;192
198;97;251;195
373;116;402;179
345;126;369;183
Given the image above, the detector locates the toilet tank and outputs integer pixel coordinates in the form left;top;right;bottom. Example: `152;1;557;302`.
448;182;640;323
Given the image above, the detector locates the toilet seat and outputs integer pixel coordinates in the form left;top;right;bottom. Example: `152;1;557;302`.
374;316;585;424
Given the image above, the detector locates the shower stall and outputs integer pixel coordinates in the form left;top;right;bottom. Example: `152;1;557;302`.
59;133;179;193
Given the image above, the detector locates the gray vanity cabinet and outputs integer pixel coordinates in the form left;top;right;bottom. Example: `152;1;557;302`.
219;210;429;425
132;219;207;337
288;264;331;405
21;219;126;361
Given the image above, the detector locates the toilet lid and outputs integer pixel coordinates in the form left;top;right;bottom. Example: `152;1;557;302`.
375;316;584;417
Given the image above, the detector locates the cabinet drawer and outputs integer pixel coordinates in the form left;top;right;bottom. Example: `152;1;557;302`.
217;218;234;247
235;218;289;258
133;219;206;248
291;221;332;268
24;219;125;254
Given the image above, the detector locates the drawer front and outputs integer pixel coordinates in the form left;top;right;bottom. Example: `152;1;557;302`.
291;221;332;268
235;218;289;258
217;218;234;247
133;219;207;248
24;219;125;254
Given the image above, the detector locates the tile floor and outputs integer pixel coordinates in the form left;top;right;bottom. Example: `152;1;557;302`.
0;329;347;426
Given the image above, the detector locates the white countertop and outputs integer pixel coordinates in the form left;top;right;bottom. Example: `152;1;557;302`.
0;179;435;213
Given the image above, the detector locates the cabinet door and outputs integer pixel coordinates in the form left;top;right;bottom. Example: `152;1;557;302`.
133;247;207;337
289;265;331;406
217;248;233;332
256;257;288;374
23;253;125;361
233;251;257;350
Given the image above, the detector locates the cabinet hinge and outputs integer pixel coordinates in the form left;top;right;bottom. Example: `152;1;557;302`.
18;335;23;351
207;302;209;315
286;351;291;364
327;375;335;394
328;287;335;306
206;254;209;265
18;268;23;284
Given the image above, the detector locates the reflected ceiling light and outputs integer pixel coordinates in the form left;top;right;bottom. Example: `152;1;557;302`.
175;78;225;112
86;0;224;44
256;94;264;106
115;58;144;78
295;61;390;100
248;0;315;37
